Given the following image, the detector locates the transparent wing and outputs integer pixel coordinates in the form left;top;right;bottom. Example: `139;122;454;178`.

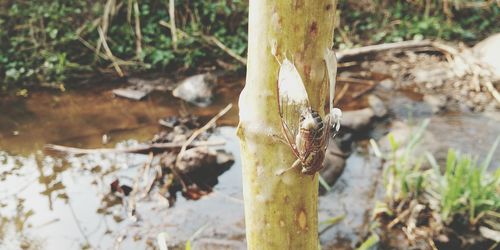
278;59;310;141
324;48;338;113
322;114;332;151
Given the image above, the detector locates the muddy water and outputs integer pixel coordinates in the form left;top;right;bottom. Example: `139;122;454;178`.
0;83;242;250
0;85;240;154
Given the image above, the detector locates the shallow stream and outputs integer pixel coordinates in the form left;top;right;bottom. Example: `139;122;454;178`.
0;77;498;250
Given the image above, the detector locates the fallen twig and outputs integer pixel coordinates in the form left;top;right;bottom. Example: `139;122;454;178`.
97;26;124;77
168;0;178;50
431;41;459;55
158;21;246;65
333;83;349;106
337;40;433;61
201;35;247;65
133;0;143;56
44;140;225;155
128;152;154;217
175;104;233;167
388;207;412;229
484;81;500;104
352;82;377;99
159;20;189;38
337;77;375;85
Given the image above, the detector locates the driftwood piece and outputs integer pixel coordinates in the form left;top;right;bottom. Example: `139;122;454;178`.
44;140;225;156
333;83;349;106
484;81;500;104
337;77;374;85
337;40;433;61
352;84;377;99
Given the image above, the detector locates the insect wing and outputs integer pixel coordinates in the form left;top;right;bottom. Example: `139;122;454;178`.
321;114;332;150
278;59;310;140
278;59;310;107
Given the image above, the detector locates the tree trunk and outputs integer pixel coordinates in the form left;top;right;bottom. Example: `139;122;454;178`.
237;1;337;249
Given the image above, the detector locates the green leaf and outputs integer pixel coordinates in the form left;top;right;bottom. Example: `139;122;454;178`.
356;234;379;250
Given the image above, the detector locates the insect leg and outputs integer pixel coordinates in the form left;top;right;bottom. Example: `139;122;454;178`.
275;158;302;176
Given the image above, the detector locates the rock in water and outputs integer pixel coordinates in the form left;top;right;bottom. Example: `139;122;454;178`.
379;79;395;90
340;108;375;130
473;33;500;79
175;147;234;174
172;73;216;107
368;94;387;117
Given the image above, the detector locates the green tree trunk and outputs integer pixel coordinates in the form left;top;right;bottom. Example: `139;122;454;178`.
237;0;337;249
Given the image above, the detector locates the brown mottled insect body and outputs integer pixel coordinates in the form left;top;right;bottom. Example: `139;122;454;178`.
295;109;329;174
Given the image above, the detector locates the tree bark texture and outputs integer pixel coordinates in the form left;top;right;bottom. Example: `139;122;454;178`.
237;1;337;249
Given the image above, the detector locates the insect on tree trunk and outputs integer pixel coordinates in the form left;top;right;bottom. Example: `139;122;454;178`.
237;0;338;249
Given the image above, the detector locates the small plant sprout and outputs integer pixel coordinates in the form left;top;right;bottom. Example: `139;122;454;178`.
373;122;499;249
426;135;500;223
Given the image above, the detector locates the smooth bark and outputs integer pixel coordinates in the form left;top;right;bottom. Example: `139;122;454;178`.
238;1;337;249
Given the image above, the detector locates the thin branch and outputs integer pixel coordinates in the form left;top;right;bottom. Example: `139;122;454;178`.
337;77;374;85
159;20;189;38
128;152;154;218
202;35;247;65
158;21;246;65
352;82;377;99
336;40;433;61
333;83;349;106
44;140;226;155
97;26;124;77
168;0;178;50
175;104;233;167
77;36;116;62
133;0;143;57
484;81;500;104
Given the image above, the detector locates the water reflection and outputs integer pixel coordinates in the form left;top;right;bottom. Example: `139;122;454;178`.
0;85;240;155
0;81;243;249
0;140;151;249
1;76;499;249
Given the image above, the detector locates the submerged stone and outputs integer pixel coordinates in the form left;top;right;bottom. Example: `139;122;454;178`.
473;33;500;79
173;73;216;107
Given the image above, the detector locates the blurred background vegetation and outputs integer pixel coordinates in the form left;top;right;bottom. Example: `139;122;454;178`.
0;0;499;90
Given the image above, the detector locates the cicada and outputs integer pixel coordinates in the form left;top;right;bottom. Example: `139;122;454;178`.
276;49;342;175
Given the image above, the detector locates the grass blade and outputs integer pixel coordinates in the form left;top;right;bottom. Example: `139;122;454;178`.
480;135;500;171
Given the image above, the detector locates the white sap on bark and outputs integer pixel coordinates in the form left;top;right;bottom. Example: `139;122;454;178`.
237;0;337;249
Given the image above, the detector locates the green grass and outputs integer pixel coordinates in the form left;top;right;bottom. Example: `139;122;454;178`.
1;1;500;90
0;0;248;90
426;137;500;223
372;119;500;246
382;119;430;201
